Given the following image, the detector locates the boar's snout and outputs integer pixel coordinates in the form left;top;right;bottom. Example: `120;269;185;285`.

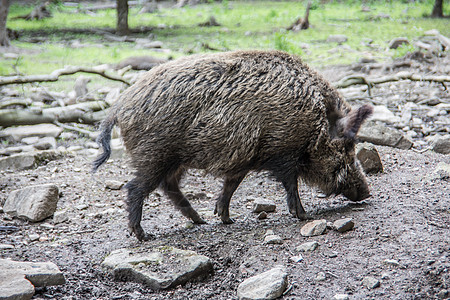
342;185;371;202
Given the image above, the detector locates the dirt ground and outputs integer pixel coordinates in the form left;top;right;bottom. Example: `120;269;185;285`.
1;49;450;299
0;141;449;299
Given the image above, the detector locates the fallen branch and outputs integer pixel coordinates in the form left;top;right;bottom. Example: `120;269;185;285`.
0;101;109;127
0;98;33;109
0;66;130;86
335;71;450;95
12;1;52;21
54;121;98;139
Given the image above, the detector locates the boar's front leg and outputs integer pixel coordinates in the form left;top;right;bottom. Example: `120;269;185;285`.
215;173;247;224
279;176;309;220
161;167;206;224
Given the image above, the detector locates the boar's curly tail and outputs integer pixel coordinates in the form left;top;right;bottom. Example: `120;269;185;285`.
92;114;116;173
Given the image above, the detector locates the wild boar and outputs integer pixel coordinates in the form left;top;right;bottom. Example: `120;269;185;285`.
93;50;373;241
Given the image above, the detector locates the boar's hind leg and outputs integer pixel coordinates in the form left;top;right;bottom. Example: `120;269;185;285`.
214;174;246;224
161;167;206;224
280;176;310;220
125;176;159;241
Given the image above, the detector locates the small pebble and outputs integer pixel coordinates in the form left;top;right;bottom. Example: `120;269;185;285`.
383;259;400;267
315;272;326;281
0;244;14;250
362;276;380;289
252;199;276;213
29;234;40;242
296;241;319;252
334;294;349;300
105;180;124;190
257;211;268;220
290;255;303;263
264;234;283;245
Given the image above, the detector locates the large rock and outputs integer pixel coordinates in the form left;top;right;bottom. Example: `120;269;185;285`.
356;143;383;174
102;247;213;289
0;259;65;300
369;105;400;123
0;124;63;141
3;184;59;222
432;135;450;155
237;266;288;300
0;150;64;171
358;122;413;150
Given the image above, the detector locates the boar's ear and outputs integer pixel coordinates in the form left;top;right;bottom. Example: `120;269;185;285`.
342;104;373;139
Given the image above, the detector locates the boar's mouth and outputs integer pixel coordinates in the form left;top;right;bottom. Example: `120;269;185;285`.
342;187;371;202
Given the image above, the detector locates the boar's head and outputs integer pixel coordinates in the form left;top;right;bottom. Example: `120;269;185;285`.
308;104;373;202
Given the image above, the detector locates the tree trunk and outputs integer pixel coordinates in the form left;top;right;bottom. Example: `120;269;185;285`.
116;0;129;36
431;0;443;18
0;0;10;47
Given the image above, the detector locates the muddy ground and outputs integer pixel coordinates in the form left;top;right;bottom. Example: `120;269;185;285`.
0;143;449;299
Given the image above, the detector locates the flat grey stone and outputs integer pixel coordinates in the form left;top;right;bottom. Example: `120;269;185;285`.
356;143;383;174
34;137;57;150
424;162;450;181
0;150;64;171
326;34;348;43
432;135;450;154
300;220;327;237
362;276;380;289
0;259;65;300
358;122;413;150
237;266;288;300
53;210;69;224
102;247;213;289
0;124;63;141
3;184;59;222
105;180;124;190
333;218;355;233
252;199;276;213
0;272;35;300
370;105;400;123
296;241;319;252
264;235;283;245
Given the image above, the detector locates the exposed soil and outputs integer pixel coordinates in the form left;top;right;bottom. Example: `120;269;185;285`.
1;50;449;299
0;141;449;299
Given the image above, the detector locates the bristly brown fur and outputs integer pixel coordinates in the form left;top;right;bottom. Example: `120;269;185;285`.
94;50;372;241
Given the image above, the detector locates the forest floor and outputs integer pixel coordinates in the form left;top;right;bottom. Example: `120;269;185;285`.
0;58;449;299
1;1;449;297
0;141;449;299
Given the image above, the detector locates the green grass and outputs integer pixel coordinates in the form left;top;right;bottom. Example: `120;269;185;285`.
2;0;449;91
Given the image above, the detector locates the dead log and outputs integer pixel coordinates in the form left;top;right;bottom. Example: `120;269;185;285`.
12;1;52;21
0;101;108;127
0;98;33;109
0;66;130;86
335;71;450;95
287;1;311;31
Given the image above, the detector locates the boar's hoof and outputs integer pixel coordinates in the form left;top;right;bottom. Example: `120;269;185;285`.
220;216;235;224
187;211;207;224
130;225;153;241
293;212;312;220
